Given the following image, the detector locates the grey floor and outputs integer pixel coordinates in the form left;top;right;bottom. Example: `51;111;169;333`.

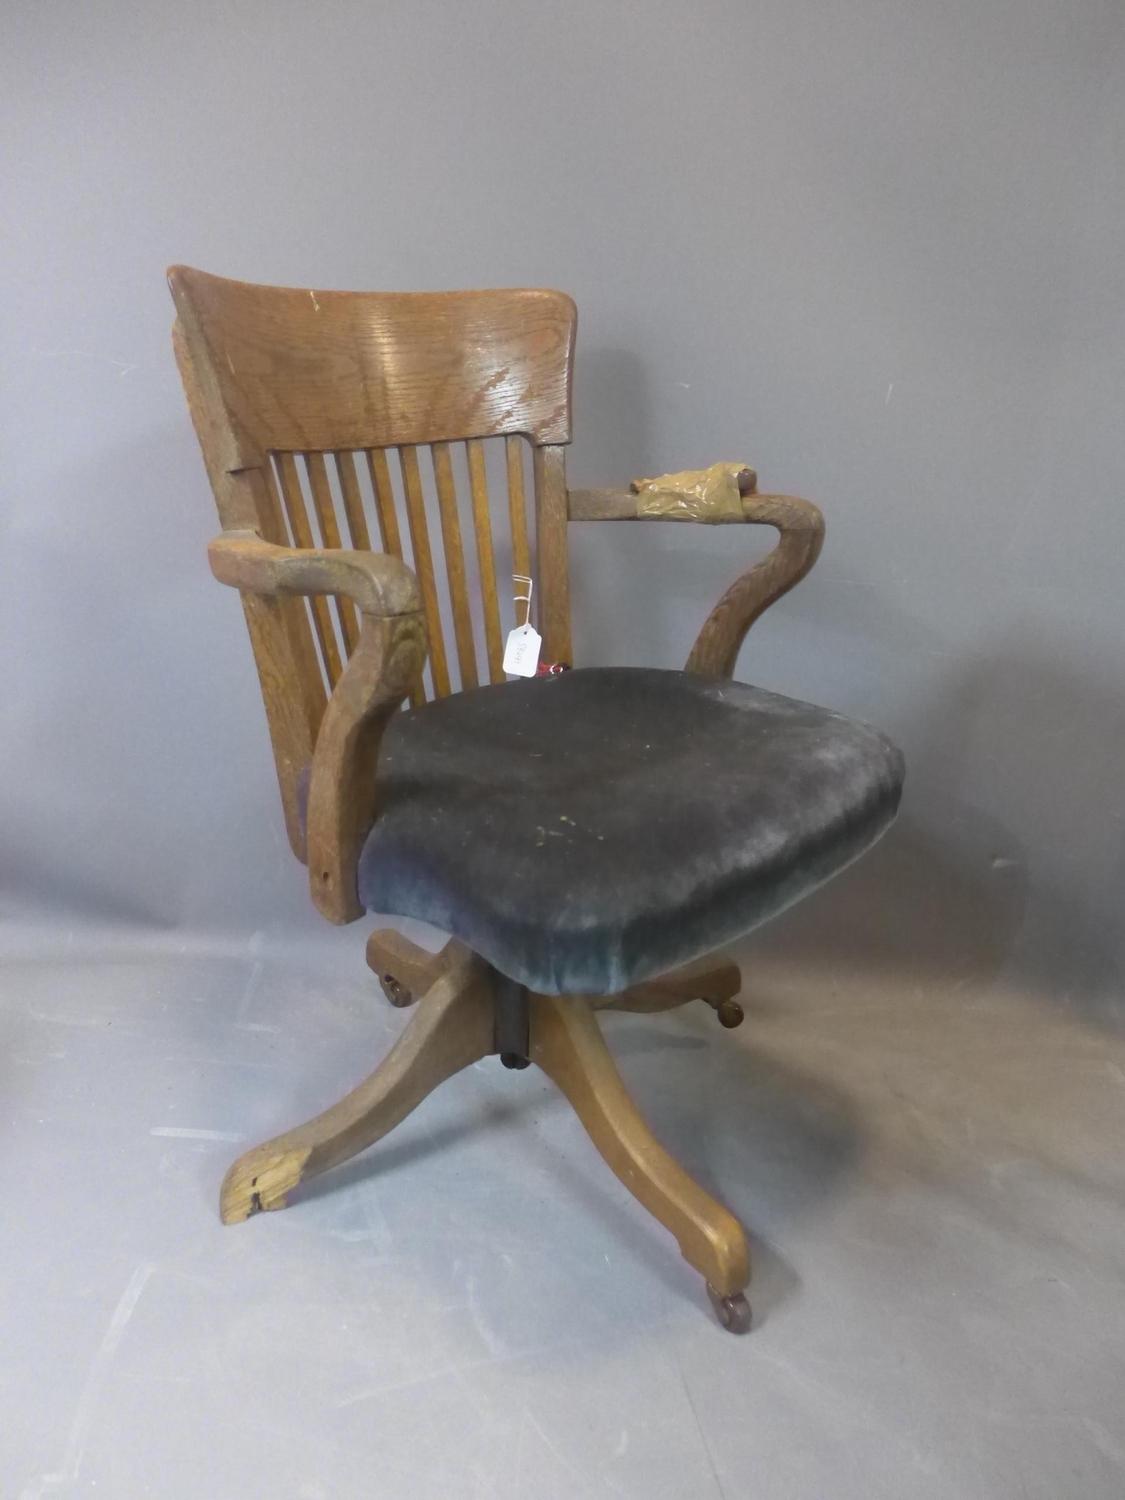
5;899;1124;1499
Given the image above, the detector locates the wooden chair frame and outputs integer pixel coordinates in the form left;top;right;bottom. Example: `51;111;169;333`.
170;266;824;1331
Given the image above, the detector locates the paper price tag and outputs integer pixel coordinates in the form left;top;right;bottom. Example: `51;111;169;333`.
503;623;542;677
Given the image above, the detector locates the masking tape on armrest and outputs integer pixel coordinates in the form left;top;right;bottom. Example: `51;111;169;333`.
630;462;757;522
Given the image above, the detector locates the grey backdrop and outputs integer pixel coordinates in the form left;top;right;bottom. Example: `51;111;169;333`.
3;0;1123;1019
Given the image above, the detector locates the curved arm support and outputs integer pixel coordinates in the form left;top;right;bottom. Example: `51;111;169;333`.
305;609;427;923
567;488;825;678
685;493;824;678
208;529;428;922
208;531;421;618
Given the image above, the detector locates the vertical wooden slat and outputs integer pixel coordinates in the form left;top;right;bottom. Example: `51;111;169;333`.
304;451;359;656
274;451;344;687
241;466;327;863
358;449;423;709
466;440;504;682
365;448;405;559
333;450;371;550
257;462;328;739
430;442;478;690
256;454;292;545
505;435;532;582
398;444;451;698
534;444;572;665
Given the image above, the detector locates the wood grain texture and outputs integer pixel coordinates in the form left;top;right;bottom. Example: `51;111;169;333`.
251;464;331;808
274;450;344;686
172;265;581;870
304;609;426;923
207;532;422;617
466;439;504;681
365;931;467;1001
333;450;371;551
530;996;750;1295
398;444;451;698
567;486;648;521
173;323;324;858
685;494;824;677
533;444;572;664
168;265;576;455
256;446;295;543
220;950;494;1222
305;451;359;655
363;447;423;707
568;487;825;679
208;530;425;919
234;597;320;861
505;435;532;582
431;442;478;689
365;447;405;559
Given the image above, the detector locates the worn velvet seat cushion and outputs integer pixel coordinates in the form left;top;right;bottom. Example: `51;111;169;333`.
357;667;904;996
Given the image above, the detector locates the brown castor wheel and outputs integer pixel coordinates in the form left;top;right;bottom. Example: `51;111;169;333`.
707;1283;752;1334
380;973;414;1008
716;998;744;1029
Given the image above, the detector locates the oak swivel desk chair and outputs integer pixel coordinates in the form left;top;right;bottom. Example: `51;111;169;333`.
169;266;904;1333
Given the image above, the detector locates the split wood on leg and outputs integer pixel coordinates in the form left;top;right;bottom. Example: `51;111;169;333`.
220;946;491;1222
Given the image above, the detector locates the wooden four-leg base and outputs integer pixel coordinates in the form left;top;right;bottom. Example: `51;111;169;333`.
220;933;751;1331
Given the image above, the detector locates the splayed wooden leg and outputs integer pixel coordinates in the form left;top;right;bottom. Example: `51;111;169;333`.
530;995;750;1321
597;956;744;1028
221;950;494;1223
365;928;469;1008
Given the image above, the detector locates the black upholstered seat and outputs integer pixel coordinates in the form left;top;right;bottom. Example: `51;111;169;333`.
357;667;904;996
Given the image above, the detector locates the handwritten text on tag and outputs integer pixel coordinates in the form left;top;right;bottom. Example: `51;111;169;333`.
503;623;542;677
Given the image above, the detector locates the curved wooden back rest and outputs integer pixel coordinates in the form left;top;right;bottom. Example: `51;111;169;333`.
170;266;576;859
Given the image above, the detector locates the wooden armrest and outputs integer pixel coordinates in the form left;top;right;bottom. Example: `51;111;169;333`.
208;530;421;617
567;487;648;521
210;530;427;925
567;488;825;678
